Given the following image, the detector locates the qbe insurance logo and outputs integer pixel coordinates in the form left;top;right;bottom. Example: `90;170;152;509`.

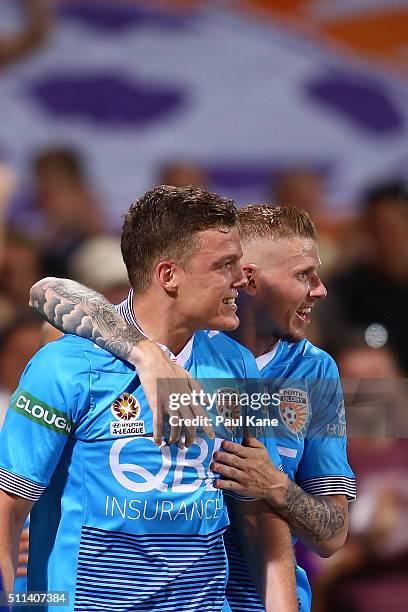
110;393;145;437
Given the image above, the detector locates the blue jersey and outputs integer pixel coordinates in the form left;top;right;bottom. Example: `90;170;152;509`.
0;309;281;611
225;339;356;612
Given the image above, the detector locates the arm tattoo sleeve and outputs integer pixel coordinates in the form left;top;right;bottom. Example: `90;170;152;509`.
282;480;345;542
30;278;145;361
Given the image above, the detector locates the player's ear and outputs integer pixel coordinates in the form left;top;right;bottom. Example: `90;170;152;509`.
155;260;179;294
242;263;257;295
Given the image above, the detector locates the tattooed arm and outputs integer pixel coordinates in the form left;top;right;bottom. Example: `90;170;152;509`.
273;481;347;558
30;277;147;361
29;277;213;446
213;437;348;557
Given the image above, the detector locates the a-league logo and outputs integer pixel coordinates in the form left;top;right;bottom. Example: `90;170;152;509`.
111;393;141;421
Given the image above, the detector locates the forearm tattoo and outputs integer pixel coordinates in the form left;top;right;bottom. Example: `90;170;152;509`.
30;278;145;361
282;480;345;542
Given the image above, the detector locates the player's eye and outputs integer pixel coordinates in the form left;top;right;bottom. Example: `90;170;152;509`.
296;271;308;281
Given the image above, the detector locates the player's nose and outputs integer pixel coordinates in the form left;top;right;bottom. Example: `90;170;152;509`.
310;275;327;300
232;265;247;288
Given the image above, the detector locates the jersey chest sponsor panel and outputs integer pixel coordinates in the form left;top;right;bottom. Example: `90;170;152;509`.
73;373;227;536
0;331;264;611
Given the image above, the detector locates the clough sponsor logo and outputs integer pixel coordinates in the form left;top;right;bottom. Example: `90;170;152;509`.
110;436;222;493
11;390;72;435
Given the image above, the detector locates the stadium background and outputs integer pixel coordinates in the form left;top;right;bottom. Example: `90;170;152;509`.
0;1;407;610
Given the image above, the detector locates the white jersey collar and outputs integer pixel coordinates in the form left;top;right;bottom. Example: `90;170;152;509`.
256;341;280;371
168;335;194;368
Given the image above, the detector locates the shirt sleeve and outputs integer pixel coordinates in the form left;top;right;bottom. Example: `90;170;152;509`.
296;356;356;500
0;339;90;501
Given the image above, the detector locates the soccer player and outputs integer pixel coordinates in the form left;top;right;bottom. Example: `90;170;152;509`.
212;205;355;611
0;187;296;612
34;205;355;612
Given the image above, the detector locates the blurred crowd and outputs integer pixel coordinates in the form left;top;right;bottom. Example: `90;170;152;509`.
0;2;407;611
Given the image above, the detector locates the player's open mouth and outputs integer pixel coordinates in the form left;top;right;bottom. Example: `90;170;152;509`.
222;297;236;308
296;307;311;322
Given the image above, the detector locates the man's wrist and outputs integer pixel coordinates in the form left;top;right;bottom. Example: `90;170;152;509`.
128;339;157;367
265;470;291;512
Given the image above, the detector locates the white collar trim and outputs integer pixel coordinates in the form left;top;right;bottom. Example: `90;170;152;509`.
256;341;280;370
168;335;194;368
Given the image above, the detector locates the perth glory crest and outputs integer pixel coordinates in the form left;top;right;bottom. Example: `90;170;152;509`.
279;388;309;435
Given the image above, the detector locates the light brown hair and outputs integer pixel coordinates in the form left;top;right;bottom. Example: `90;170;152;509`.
121;185;237;292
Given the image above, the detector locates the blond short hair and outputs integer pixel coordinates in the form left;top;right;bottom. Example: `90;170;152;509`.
238;204;317;242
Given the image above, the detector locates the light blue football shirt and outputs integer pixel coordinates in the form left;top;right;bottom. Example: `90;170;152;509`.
225;339;356;612
0;292;281;612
